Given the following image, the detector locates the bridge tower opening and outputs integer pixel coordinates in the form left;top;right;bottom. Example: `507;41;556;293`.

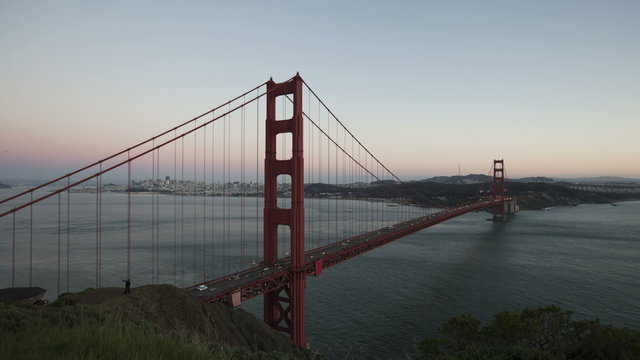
263;74;307;346
492;159;506;222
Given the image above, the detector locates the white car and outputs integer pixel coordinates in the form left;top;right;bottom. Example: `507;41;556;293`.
196;285;208;291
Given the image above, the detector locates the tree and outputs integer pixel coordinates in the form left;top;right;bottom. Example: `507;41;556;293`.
416;305;640;360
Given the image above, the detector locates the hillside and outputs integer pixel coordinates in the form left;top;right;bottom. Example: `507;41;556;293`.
1;285;318;359
501;182;635;210
305;181;640;210
413;181;639;210
423;174;492;184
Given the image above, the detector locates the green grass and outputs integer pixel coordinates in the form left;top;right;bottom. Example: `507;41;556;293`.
0;302;298;360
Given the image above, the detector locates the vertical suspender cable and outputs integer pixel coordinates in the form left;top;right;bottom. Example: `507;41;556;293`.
317;99;321;247
369;154;373;229
377;162;380;229
308;105;312;250
66;177;70;293
317;101;322;248
305;89;309;251
350;136;353;238
355;138;359;236
96;173;99;287
173;130;177;285
127;153;132;282
367;153;371;230
203;124;207;282
211;116;215;278
12;212;16;287
156;148;160;282
152;142;155;283
29;192;33;287
358;145;361;235
193;124;197;284
222;113;226;275
338;127;342;239
363;151;367;232
308;96;312;249
326;110;330;245
310;96;315;248
313;99;318;248
256;89;260;264
98;162;102;288
369;153;372;228
361;151;366;231
335;113;339;242
181;138;185;287
352;136;356;238
365;149;368;231
342;128;346;239
344;128;347;239
308;96;313;249
57;193;61;296
241;96;245;270
227;104;231;273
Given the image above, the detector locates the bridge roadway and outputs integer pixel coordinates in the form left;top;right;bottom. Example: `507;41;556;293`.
188;198;508;306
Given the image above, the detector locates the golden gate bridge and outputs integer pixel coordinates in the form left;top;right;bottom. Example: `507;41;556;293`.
0;73;511;346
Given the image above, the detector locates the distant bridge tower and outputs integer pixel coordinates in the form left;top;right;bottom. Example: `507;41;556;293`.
492;159;506;222
263;74;307;346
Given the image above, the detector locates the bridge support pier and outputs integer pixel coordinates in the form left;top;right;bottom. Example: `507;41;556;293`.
263;74;307;347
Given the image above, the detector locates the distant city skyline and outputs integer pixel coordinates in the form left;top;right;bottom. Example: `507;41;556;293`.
2;1;639;181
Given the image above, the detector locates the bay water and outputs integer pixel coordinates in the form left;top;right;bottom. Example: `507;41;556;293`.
295;200;640;358
1;187;638;358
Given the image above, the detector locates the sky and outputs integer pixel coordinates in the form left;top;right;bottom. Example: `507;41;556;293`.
1;0;639;181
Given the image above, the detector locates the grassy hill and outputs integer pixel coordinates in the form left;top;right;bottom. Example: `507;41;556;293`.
1;285;318;359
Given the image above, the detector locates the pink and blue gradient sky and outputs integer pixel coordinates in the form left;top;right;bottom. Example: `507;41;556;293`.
1;1;639;181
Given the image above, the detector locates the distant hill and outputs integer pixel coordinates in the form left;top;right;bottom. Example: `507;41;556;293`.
304;180;640;210
0;183;10;189
511;176;556;183
421;174;492;184
370;179;398;185
554;176;640;184
417;175;640;185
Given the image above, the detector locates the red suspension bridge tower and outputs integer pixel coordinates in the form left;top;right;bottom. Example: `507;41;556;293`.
263;74;307;346
492;159;506;222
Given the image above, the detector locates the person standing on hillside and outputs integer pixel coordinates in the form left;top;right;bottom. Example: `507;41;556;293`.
122;279;131;295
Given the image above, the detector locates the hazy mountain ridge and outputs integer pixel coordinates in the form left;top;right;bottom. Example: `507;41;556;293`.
418;174;640;185
304;179;640;210
553;176;640;184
